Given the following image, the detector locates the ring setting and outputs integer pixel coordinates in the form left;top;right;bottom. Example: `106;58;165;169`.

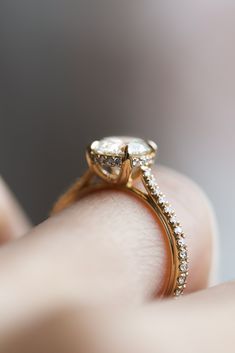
88;137;157;183
52;136;189;298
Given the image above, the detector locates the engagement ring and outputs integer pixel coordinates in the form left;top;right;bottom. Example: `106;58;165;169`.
52;136;189;297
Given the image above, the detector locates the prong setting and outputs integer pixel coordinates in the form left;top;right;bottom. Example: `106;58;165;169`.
147;139;158;153
88;136;156;183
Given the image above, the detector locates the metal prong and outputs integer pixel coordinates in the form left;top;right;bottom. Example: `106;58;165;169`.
86;147;94;169
123;144;130;161
147;140;158;153
90;140;99;151
118;145;132;184
86;140;100;166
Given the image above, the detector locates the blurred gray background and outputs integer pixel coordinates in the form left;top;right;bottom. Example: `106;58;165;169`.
1;0;235;281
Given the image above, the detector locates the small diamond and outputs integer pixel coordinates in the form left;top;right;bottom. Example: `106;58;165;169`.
148;178;156;188
174;226;183;236
115;157;122;166
140;157;147;166
99;155;106;164
179;249;187;259
102;156;121;167
180;261;188;272
106;157;115;166
178;276;186;285
177;237;185;246
93;155;99;163
164;205;174;215
143;169;151;178
170;215;178;225
132;158;141;167
158;195;166;205
174;288;183;297
146;157;153;166
151;186;160;196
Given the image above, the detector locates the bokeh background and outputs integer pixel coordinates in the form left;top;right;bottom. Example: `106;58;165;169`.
1;0;235;281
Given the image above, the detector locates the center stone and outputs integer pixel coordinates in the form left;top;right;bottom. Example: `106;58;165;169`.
91;137;151;156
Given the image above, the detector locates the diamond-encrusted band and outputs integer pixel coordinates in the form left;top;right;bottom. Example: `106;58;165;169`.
52;136;189;298
141;167;188;297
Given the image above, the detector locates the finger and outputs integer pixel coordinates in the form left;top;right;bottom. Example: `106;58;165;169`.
5;282;233;353
0;166;216;340
0;177;31;244
78;281;235;353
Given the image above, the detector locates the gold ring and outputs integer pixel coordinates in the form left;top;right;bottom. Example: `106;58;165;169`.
52;136;189;297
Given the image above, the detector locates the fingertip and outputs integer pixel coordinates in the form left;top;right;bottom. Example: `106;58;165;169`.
0;177;31;244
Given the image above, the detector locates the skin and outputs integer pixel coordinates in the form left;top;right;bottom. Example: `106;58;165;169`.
0;166;223;353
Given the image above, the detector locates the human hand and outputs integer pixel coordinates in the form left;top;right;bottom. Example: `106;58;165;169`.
0;166;223;353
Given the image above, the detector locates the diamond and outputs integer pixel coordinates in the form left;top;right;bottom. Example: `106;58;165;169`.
178;276;186;285
92;137;124;155
174;226;183;236
143;169;151;178
180;261;188;272
128;139;151;155
174;288;183;297
164;205;174;215
99;155;106;164
179;249;187;259
132;158;140;167
151;186;160;196
139;157;147;166
177;237;186;247
170;215;178;225
92;137;151;157
114;157;121;166
148;177;157;188
158;195;166;205
93;155;99;164
106;157;115;166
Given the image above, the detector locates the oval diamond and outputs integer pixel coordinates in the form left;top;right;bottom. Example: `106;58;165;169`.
91;136;152;157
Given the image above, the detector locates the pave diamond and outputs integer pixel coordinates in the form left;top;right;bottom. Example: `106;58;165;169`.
177;237;186;247
170;215;178;225
152;186;160;196
178;276;186;285
148;178;157;188
158;195;166;205
179;249;187;259
141;164;189;297
164;205;174;215
144;169;151;178
174;226;183;236
95;155;122;167
174;288;183;297
180;262;188;272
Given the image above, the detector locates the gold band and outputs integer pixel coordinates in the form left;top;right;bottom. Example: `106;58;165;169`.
52;137;188;297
